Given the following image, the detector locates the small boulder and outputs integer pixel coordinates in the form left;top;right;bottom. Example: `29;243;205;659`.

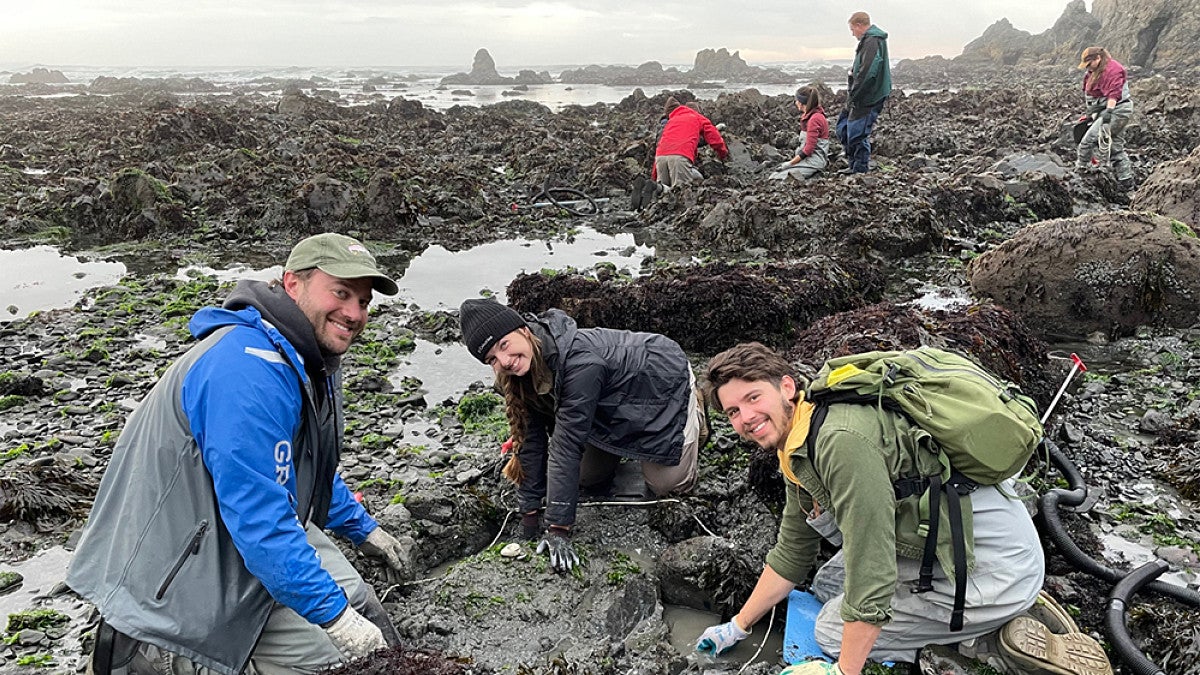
969;211;1200;339
1132;144;1200;228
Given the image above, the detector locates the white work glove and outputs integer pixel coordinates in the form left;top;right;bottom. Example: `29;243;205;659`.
322;605;385;660
696;617;751;655
358;527;415;581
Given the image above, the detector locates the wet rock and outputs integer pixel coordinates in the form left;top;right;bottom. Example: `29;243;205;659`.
990;153;1070;179
402;491;496;569
0;462;98;524
1139;409;1175;433
362;170;420;230
1008;174;1074;221
276;90;342;120
15;628;46;645
969;211;1200;339
658;536;758;615
507;260;881;354
788;301;1055;408
111;169;168;213
147;105;253;156
0;374;44;398
298;174;354;224
385;535;665;671
670;176;944;259
1157;545;1200;567
318;646;474;674
1132;144;1200;227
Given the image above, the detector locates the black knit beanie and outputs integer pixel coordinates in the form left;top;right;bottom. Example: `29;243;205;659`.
459;298;527;363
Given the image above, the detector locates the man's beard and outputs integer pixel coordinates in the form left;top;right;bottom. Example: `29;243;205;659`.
772;400;796;451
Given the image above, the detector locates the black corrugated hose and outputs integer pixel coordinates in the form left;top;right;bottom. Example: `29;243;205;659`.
1039;439;1200;674
1105;560;1169;675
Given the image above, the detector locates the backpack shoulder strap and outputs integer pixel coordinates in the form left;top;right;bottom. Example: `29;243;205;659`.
805;401;832;469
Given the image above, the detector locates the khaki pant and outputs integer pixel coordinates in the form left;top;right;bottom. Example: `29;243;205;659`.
654;154;703;187
578;372;704;496
91;525;386;675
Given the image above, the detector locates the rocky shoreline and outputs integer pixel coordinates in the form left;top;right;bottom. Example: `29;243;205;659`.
2;56;1200;675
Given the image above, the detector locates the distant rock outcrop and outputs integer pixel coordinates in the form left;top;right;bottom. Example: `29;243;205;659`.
1091;0;1200;69
440;49;551;86
559;61;689;86
691;48;793;84
88;76;220;94
9;68;69;84
559;48;795;86
895;0;1200;85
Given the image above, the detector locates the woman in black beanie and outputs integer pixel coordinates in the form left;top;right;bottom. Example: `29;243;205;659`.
459;298;704;573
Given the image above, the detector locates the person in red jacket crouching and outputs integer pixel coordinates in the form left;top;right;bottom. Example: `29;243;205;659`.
632;96;729;210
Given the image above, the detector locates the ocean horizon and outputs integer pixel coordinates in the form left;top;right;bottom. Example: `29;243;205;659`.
0;61;860;112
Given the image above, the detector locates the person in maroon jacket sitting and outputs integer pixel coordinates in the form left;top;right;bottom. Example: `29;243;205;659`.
770;86;830;181
632;96;729;210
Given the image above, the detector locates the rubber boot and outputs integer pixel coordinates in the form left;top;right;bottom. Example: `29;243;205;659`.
640;178;661;207
630;176;647;211
998;616;1113;675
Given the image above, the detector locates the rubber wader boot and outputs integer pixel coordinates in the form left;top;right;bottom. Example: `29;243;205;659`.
1027;591;1080;634
630;176;647;211
998;616;1113;675
640;179;661;207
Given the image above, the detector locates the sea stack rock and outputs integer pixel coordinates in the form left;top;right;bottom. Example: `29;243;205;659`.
690;48;794;83
440;49;514;85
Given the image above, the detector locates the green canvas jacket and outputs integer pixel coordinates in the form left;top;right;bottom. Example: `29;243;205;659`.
765;402;975;625
849;25;892;108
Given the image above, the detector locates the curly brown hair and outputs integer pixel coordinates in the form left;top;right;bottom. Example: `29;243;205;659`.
704;342;799;410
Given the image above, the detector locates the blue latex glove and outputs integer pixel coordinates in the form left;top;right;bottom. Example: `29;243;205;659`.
695;619;750;656
536;526;579;573
781;661;844;675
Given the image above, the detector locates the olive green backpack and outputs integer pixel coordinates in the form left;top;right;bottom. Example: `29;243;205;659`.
805;347;1044;631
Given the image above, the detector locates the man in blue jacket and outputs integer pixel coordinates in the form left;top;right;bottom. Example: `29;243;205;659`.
836;12;891;174
68;233;410;674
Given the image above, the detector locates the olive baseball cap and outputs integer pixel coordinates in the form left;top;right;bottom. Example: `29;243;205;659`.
285;233;399;296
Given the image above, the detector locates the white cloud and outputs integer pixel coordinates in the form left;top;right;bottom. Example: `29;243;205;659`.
0;0;1077;68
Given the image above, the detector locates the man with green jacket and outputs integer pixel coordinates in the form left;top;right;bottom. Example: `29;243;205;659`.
836;12;891;174
693;343;1112;675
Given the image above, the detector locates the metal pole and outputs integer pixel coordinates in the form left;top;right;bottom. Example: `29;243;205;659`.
1041;353;1088;425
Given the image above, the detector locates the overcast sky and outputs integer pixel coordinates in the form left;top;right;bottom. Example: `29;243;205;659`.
1;0;1082;69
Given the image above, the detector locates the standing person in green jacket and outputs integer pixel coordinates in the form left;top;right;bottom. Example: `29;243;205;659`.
836;12;891;174
693;343;1113;675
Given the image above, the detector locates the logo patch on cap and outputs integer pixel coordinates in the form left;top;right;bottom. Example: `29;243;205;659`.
347;244;369;255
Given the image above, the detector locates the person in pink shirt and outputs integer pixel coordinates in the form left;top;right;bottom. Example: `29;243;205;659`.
770;86;831;181
1075;46;1135;192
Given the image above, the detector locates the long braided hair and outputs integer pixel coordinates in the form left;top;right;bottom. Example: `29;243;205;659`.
496;328;549;484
